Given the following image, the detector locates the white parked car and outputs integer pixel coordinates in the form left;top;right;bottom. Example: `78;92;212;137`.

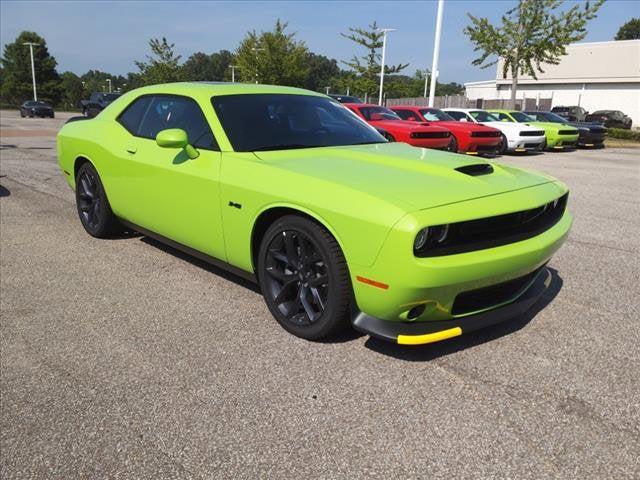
444;108;546;154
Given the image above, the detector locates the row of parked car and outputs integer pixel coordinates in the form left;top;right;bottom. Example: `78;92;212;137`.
329;95;615;155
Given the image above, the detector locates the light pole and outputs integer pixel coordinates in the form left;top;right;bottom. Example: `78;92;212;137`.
106;78;112;93
22;42;39;101
427;0;445;106
377;28;395;106
229;65;238;82
251;47;265;84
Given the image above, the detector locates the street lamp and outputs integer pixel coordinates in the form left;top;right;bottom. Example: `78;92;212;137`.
426;0;445;106
22;42;39;101
377;28;396;106
106;78;112;93
251;47;265;84
229;65;238;83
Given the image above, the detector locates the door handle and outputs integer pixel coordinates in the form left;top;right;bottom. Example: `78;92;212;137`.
126;146;137;154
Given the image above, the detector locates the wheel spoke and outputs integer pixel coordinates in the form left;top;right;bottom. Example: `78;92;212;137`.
308;274;328;287
266;267;294;283
283;232;299;267
268;248;290;266
273;278;300;306
284;296;302;319
299;285;317;321
80;176;93;198
310;286;325;312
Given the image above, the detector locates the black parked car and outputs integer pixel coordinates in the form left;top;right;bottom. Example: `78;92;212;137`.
551;106;587;122
80;92;121;117
584;110;632;129
19;100;54;118
524;111;607;148
329;94;363;104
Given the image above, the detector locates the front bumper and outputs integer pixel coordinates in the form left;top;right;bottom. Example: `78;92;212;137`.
507;136;546;152
353;267;551;345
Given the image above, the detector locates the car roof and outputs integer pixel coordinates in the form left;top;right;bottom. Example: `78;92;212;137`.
120;82;325;98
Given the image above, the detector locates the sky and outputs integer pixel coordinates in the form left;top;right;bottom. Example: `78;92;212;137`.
1;0;635;84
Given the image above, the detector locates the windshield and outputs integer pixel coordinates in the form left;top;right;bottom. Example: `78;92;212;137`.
358;106;401;121
211;94;386;152
541;112;570;123
419;109;454;121
470;110;500;122
511;111;536;122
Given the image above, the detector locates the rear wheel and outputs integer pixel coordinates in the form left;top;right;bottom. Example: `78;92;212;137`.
257;215;351;341
75;162;120;238
382;131;395;142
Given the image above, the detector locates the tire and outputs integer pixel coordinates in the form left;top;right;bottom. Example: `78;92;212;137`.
499;133;508;154
20;111;25;118
448;135;459;153
257;215;352;341
75;162;120;238
82;108;88;117
383;131;395;142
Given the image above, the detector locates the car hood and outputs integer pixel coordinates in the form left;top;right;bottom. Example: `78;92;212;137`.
481;121;541;133
429;121;495;132
527;121;577;133
254;142;554;211
371;119;449;132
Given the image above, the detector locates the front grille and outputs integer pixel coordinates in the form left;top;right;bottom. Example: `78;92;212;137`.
524;142;541;148
451;267;543;316
520;130;545;137
410;131;450;139
415;193;568;257
559;129;578;136
471;131;501;138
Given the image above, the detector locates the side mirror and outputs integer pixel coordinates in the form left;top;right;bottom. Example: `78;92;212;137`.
156;128;199;159
501;118;509;122
459;118;468;122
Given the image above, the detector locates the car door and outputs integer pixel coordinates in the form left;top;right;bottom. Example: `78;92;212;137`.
113;94;225;260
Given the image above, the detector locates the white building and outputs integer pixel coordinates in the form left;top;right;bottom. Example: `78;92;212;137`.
464;40;640;126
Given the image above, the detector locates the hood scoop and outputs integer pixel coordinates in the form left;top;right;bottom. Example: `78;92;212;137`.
455;163;494;176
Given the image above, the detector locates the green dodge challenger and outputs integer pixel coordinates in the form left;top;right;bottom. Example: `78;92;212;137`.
57;83;572;345
489;109;579;150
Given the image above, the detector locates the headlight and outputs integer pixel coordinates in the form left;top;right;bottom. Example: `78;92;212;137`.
414;225;450;253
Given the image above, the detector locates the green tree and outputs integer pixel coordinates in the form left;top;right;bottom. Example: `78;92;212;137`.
80;69;126;94
464;0;604;107
182;50;234;81
135;37;184;85
0;31;61;106
235;19;309;86
341;21;409;99
60;71;84;110
615;18;640;40
303;53;341;92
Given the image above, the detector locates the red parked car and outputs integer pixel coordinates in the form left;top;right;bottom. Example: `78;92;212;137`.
344;103;452;150
391;106;502;155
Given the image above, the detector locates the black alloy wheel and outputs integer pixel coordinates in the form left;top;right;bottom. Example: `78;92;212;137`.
75;162;120;238
258;215;351;340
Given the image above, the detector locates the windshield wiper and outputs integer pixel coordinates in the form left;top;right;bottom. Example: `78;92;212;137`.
252;144;320;151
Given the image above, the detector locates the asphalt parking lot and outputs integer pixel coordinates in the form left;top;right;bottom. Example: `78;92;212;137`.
1;109;639;479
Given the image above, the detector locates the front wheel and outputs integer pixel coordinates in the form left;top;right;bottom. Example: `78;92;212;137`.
257;215;352;341
75;162;120;238
448;135;459;153
499;134;508;154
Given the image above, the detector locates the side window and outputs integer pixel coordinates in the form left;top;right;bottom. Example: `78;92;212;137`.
394;110;413;120
137;95;219;150
497;113;512;122
118;96;152;135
